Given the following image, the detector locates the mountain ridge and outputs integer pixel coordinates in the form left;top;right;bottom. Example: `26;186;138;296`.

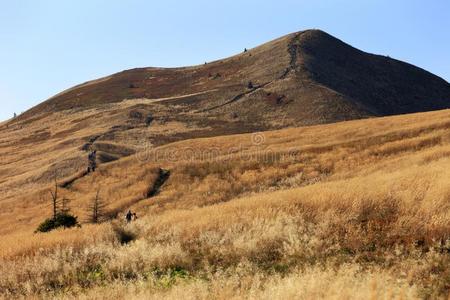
18;29;449;127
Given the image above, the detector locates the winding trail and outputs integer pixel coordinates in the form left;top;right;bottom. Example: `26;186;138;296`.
147;168;171;198
197;32;304;113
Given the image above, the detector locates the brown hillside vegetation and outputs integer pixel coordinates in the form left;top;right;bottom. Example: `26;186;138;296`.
1;108;450;298
20;29;450;128
1;29;450;299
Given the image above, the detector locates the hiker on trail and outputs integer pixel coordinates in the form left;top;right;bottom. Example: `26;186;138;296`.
133;213;138;221
87;150;97;173
126;210;133;223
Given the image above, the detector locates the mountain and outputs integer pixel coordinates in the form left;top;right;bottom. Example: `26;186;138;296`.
2;29;450;298
2;29;449;216
21;29;450;128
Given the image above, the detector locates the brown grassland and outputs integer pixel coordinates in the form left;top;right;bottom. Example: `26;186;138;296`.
1;108;450;299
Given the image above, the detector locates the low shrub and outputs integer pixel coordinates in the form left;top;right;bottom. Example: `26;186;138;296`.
36;213;79;233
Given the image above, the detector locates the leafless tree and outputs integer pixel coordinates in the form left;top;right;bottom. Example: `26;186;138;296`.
88;189;107;223
49;173;60;220
61;197;71;215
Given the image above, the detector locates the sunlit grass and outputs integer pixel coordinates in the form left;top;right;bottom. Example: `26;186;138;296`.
2;109;450;298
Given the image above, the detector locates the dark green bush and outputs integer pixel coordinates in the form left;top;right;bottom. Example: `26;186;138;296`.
36;213;79;233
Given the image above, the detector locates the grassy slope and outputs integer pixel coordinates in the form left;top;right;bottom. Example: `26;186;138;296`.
21;30;450;128
1;108;450;298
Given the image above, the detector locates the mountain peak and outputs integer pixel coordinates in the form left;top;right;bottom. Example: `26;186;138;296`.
18;30;449;127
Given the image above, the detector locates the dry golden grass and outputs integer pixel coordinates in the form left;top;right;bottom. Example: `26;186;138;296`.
2;109;450;298
71;264;418;300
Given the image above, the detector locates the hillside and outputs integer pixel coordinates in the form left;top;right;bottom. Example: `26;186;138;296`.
1;108;450;298
2;29;449;211
1;29;450;299
20;29;450;127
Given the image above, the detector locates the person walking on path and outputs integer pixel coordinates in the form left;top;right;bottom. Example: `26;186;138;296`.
126;210;133;223
87;150;97;173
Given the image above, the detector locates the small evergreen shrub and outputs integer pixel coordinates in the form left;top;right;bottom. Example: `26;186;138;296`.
36;213;79;233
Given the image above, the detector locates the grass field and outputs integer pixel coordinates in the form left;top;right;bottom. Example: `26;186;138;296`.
1;108;450;299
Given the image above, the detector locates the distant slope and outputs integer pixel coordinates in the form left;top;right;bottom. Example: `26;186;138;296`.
298;30;450;115
21;29;450;128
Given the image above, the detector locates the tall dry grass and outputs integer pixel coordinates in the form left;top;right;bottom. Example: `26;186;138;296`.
2;109;450;298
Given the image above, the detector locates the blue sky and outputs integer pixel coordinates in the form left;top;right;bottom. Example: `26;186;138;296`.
0;0;449;121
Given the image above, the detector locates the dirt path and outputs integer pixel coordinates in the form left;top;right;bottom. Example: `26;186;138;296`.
147;168;171;197
122;89;219;106
197;32;305;113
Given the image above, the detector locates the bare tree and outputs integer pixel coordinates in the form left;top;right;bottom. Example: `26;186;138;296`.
35;172;79;233
61;197;71;215
49;174;60;220
88;189;107;223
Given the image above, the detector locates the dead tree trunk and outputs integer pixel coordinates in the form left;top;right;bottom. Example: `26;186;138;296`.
88;189;106;224
49;174;59;220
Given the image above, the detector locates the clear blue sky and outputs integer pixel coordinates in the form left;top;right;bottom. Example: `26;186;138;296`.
1;0;449;121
